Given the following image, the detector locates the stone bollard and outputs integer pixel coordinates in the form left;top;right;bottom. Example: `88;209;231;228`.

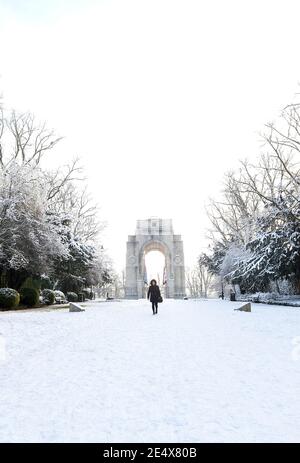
69;302;85;312
234;302;251;312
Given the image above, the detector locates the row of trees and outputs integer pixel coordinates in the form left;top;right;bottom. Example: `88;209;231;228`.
186;255;214;298
202;99;300;295
0;102;114;295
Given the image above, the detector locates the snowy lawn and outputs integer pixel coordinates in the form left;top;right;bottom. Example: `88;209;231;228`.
0;298;300;443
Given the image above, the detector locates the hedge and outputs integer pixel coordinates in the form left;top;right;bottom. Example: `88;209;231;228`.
20;287;39;307
0;288;20;309
66;292;78;302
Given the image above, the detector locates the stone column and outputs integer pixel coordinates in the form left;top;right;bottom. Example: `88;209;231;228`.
125;236;138;299
173;235;186;298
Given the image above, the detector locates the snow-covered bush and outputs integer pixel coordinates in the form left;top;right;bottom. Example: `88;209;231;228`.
41;289;55;305
82;288;93;299
0;288;20;309
20;288;39;307
67;292;78;302
53;290;67;304
54;289;66;297
238;291;284;303
54;290;65;298
269;279;295;296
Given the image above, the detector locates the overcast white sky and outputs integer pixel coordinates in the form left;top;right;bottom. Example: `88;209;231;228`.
1;0;300;273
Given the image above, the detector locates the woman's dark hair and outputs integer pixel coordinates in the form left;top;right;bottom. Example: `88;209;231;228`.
150;279;157;286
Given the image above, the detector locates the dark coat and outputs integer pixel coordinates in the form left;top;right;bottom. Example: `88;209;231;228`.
147;284;161;303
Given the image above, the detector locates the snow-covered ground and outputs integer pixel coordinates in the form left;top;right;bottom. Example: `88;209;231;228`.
0;298;300;443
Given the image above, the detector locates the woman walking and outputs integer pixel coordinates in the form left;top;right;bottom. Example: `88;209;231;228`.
147;279;162;315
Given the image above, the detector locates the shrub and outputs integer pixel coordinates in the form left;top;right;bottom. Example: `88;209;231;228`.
78;293;85;302
82;288;93;299
20;288;39;307
41;289;55;305
67;292;78;302
54;290;66;298
53;290;67;304
0;288;20;309
54;291;67;304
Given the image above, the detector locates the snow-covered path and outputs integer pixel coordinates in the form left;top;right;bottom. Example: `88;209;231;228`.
0;298;300;443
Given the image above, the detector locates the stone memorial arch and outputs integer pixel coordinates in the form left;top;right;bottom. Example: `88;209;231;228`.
125;218;186;299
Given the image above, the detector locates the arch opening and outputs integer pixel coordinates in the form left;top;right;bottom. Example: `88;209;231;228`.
144;250;165;287
139;240;171;298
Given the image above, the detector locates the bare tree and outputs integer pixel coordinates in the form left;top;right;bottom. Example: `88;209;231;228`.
207;106;300;247
1;110;62;166
186;267;200;298
186;259;213;298
45;158;83;202
0;105;105;243
206;168;261;246
73;187;105;241
205;96;300;294
46;169;104;242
